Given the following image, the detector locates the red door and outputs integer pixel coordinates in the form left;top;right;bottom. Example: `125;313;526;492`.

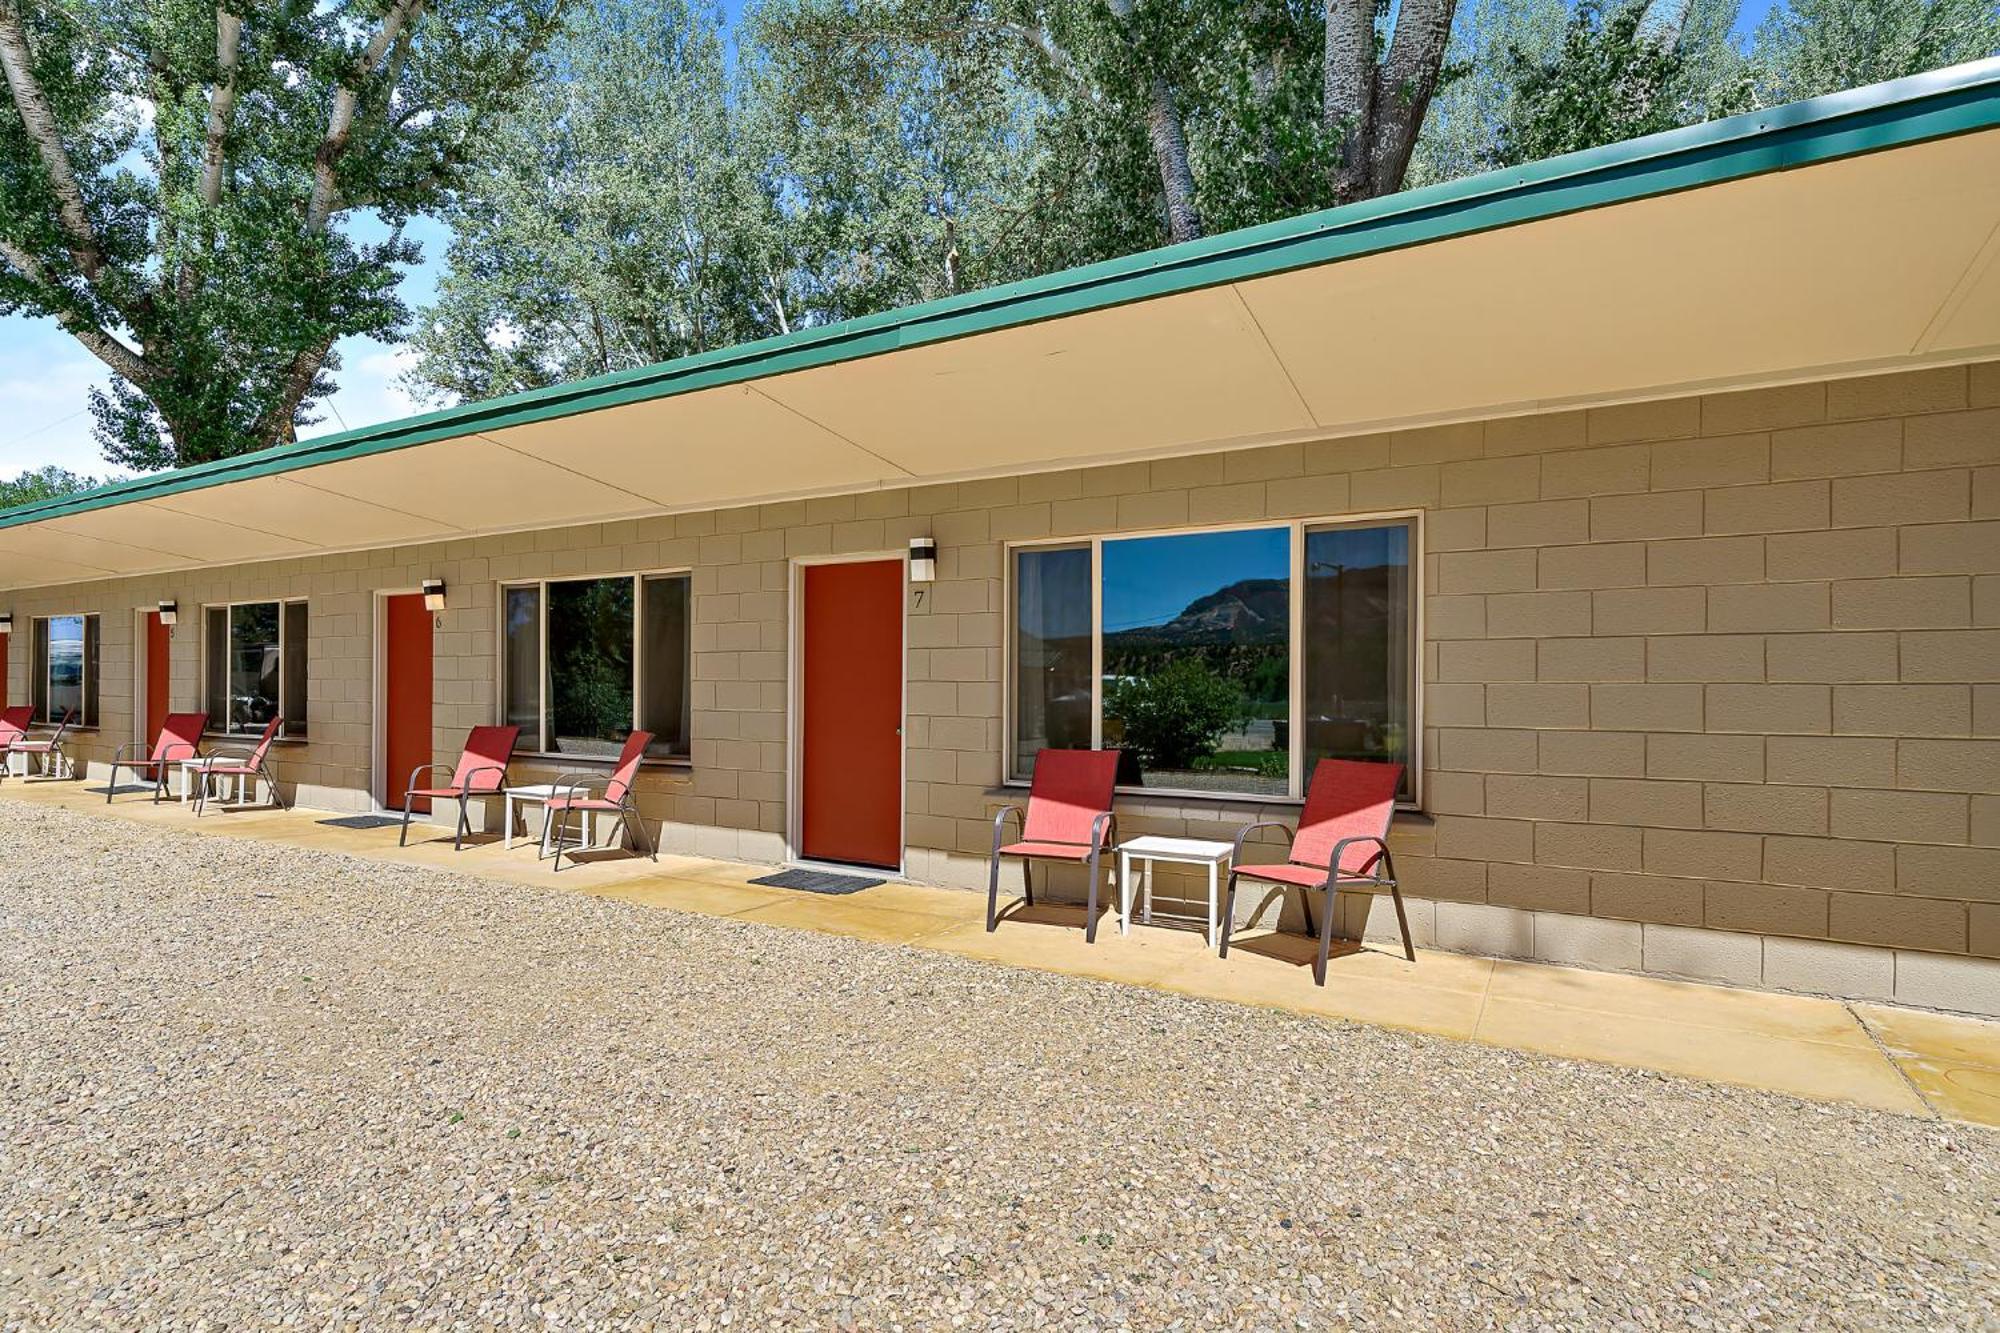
800;560;903;868
144;611;170;748
384;594;434;811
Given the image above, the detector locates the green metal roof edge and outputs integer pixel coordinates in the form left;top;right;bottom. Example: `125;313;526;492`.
7;57;2000;533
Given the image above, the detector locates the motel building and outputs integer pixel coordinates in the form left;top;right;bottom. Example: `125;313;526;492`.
2;63;1999;1017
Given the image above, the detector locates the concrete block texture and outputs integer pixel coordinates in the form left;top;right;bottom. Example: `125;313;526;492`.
9;360;1999;987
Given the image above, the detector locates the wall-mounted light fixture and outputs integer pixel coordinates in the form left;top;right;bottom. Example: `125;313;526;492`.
157;599;178;627
0;613;12;635
421;578;447;612
908;536;937;583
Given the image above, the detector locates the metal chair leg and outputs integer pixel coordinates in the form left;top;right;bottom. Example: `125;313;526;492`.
985;854;1003;932
627;799;656;861
399;795;417;846
1314;885;1343;986
1218;872;1240;959
453;797;469;851
1021;858;1033;906
1382;850;1414;962
105;763;120;803
1084;847;1103;944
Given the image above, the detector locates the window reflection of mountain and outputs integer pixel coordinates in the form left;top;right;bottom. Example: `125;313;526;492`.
1103;578;1290;710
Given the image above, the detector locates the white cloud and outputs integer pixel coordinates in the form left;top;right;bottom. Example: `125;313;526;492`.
0;318;441;473
302;337;427;438
0;316;115;475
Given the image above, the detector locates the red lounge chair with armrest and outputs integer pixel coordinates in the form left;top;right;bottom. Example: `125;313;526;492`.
0;705;37;777
8;708;74;779
986;748;1123;943
399;724;520;850
544;730;656;871
106;711;209;803
1220;758;1411;984
193;715;287;816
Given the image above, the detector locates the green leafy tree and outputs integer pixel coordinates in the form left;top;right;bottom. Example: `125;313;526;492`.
1491;0;1748;165
1414;0;1747;185
1104;656;1238;770
1494;1;1685;163
0;464;104;508
754;0;1466;255
0;0;563;470
1407;0;1569;188
409;0;784;401
743;0;1068;317
1750;0;2000;103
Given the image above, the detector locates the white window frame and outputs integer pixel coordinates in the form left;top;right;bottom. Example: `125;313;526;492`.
200;598;308;737
1003;509;1423;807
496;568;694;764
32;612;98;728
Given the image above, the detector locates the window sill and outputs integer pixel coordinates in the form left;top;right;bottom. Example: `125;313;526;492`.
510;752;692;770
990;781;1431;822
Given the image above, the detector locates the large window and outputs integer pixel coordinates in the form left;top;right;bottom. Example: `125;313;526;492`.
502;573;691;760
1010;517;1416;802
204;600;308;736
31;614;98;726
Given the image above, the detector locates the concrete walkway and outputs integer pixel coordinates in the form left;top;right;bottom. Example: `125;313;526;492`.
6;778;1998;1129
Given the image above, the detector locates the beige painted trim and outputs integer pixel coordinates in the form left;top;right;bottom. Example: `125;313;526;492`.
7;344;1999;599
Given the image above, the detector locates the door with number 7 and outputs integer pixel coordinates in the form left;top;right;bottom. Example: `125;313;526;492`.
798;559;904;870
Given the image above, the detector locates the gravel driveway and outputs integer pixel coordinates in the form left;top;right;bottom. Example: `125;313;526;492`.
2;800;1995;1329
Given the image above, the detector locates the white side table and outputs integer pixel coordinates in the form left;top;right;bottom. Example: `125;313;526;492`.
503;784;595;855
1116;835;1235;947
177;756;252;804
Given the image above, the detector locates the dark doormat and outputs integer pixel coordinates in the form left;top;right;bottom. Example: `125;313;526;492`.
748;868;884;895
86;784;157;797
318;814;406;830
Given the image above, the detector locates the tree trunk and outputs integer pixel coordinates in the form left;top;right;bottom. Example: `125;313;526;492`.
1325;0;1458;203
1637;0;1697;51
0;1;104;279
1106;0;1201;243
306;0;426;232
198;11;244;208
1323;0;1378;202
0;236;149;385
1365;0;1456;199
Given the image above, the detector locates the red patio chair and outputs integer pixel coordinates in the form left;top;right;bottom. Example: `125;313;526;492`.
0;705;37;778
193;715;287;816
399;724;520;850
106;711;209;803
1220;758;1410;984
986;748;1122;943
7;708;74;780
544;730;656;871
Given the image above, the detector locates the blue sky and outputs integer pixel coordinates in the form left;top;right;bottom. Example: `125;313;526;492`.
1102;528;1290;632
0;0;1778;480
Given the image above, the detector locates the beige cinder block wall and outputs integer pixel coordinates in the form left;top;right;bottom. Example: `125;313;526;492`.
6;360;1996;1007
